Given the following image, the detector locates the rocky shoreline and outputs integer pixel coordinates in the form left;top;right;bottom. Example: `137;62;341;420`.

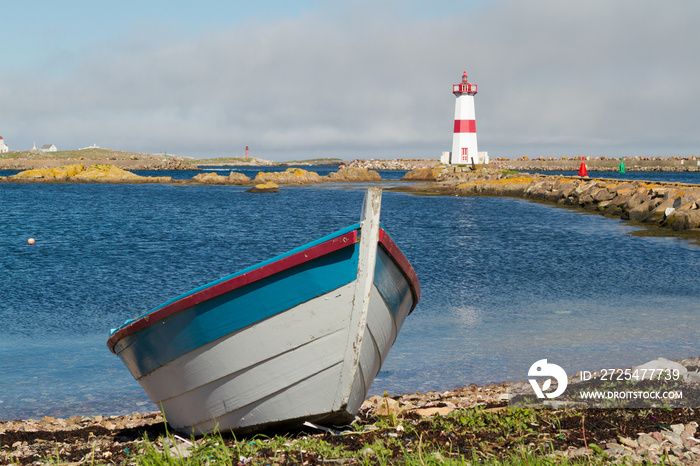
491;156;700;172
343;158;440;171
3;356;700;464
399;167;700;236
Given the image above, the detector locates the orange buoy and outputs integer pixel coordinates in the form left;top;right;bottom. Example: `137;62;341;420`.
27;238;35;245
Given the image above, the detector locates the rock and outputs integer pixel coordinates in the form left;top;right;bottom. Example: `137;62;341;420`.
667;210;700;230
671;424;686;435
619;437;639;448
253;168;323;185
625;202;652;221
605;443;629;456
634;357;687;379
327;167;382;182
191;172;230;184
346;158;438;171
10;164;85;180
637;433;658;447
245;182;279;193
365;395;401;417
626;192;650;210
684;371;700;383
401;167;444;181
574;180;597;195
663;432;684;448
409;407;456;417
228;172;252;184
592;188;615;202
72;164;171;182
9;163;173;183
190;171;251;185
579;193;594;205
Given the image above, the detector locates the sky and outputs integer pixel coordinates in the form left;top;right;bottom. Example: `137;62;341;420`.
1;0;698;161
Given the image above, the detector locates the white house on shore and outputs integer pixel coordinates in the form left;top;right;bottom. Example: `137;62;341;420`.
0;136;8;153
40;144;58;152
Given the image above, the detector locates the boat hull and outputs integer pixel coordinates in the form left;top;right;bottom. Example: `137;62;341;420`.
108;189;419;434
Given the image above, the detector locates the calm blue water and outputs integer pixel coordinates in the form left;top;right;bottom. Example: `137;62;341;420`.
0;180;698;421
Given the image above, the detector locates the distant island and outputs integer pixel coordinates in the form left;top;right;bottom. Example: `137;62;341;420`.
0;148;347;171
1;147;698;172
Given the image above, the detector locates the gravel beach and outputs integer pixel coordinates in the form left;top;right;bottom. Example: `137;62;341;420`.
4;357;700;464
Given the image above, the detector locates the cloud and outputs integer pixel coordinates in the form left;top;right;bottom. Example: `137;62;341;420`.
1;0;698;160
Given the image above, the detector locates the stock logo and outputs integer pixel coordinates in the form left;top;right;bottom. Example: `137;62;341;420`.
528;359;568;399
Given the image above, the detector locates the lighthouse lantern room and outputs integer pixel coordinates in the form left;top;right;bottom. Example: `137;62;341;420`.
443;71;488;165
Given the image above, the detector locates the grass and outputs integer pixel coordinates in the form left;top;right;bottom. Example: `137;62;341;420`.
49;406;683;465
10;404;692;464
123;429;599;466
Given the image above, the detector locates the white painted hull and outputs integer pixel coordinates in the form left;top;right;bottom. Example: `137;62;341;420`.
139;278;402;433
109;188;419;434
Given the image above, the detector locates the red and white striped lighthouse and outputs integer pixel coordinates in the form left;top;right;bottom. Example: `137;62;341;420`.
448;71;485;165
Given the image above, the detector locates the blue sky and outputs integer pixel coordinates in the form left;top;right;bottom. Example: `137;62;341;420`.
1;0;698;160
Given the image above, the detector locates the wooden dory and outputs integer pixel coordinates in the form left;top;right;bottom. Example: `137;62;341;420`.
107;188;420;434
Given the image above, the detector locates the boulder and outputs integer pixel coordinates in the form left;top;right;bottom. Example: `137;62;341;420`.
191;172;231;184
574;180;597;195
592;188;615;202
245;182;279;193
579;193;594;205
327;167;382;181
10;163;173;183
625;202;653;221
229;172;252;184
634;357;687;380
191;172;251;185
608;194;632;207
253;168;323;185
10;163;85;181
666;210;700;230
626;192;651;210
557;182;577;198
401;167;439;181
71;164;171;182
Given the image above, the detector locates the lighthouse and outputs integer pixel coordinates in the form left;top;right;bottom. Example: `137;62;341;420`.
443;72;488;165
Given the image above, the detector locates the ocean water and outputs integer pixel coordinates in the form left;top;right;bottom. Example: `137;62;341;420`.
0;177;698;420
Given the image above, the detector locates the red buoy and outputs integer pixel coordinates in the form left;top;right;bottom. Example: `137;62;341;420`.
578;158;588;177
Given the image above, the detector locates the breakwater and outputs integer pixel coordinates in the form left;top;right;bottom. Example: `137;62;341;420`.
491;156;700;172
401;167;700;235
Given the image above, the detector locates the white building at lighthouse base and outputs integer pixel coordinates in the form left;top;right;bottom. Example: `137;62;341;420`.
441;151;488;165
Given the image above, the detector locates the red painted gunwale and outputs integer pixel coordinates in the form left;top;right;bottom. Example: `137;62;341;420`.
108;227;421;353
378;229;421;310
108;229;358;353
